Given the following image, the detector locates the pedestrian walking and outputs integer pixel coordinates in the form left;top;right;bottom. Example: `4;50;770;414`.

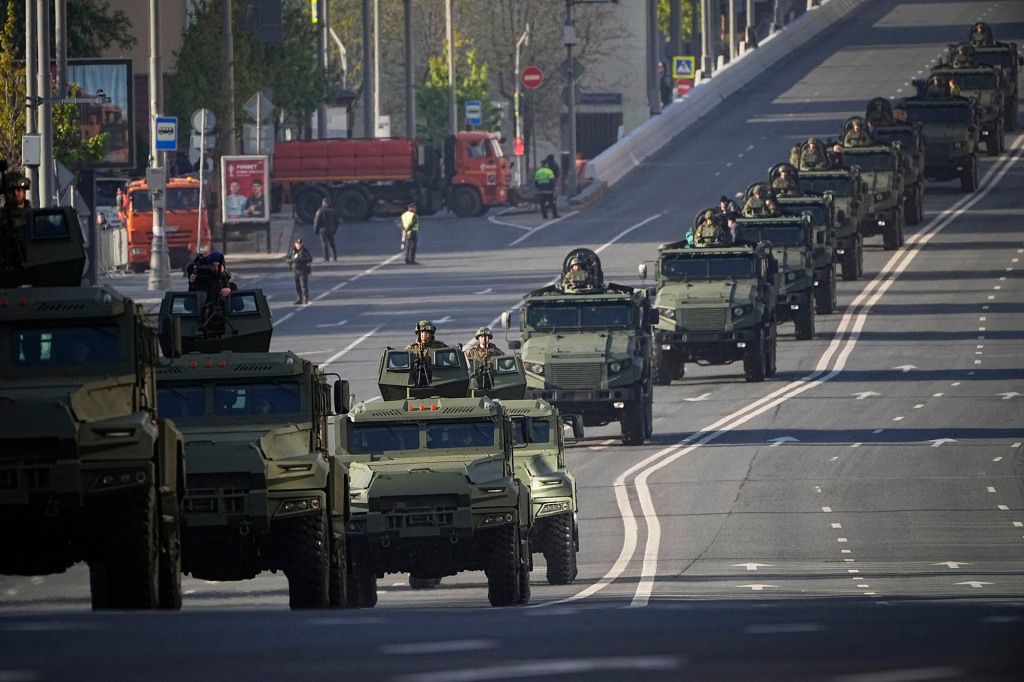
401;203;419;264
313;197;339;261
287;238;313;305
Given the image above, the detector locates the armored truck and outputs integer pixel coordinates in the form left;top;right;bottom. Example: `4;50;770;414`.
776;193;838;315
336;392;532;607
900;91;980;193
796;168;868;281
839;141;906;251
932;57;1005;155
0;202;185;610
508;249;656;446
156;283;351;609
866;97;926;226
646;239;779;384
735;214;816;339
969;27;1022;131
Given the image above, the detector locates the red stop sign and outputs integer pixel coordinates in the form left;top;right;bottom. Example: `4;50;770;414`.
522;66;543;90
676;79;693;96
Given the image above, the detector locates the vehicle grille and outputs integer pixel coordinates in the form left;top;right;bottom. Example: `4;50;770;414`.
547;362;604;388
184;473;254;514
376;494;462;529
680;307;728;331
0;452;57;491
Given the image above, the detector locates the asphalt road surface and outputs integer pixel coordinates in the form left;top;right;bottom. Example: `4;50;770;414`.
2;1;1022;680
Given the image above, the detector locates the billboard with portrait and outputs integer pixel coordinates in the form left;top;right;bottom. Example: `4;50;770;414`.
221;155;270;224
66;59;134;168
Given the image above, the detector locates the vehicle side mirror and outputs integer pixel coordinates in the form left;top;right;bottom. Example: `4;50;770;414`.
333;379;350;415
638;263;647;282
501;310;511;331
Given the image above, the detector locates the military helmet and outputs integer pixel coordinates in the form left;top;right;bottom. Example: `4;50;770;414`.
5;174;30;191
476;326;492;339
415;319;436;334
569;256;581;266
703;210;714;220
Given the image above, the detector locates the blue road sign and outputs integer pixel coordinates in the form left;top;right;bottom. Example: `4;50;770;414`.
672;56;695;80
155;116;178;152
465;101;482;127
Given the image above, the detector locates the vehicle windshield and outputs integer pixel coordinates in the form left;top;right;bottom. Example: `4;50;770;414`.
129;187;199;212
156;380;302;419
488;138;505;158
736;225;806;247
780;203;829;225
874;130;914;148
975;50;1014;69
800;176;853;197
660;254;756;280
5;324;121;368
844;151;895;171
526;301;633;330
902;103;971;125
513;417;552;445
933;71;998;90
348;423;421;453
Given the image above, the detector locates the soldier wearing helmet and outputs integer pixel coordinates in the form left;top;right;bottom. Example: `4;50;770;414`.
406;320;448;357
2;174;32;267
843;118;873;148
561;256;590;291
464;326;505;361
969;22;993;48
798;138;830;171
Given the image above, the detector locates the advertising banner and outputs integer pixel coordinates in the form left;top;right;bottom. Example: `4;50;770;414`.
220;155;270;224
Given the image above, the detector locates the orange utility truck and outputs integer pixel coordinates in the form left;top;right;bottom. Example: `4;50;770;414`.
119;175;212;272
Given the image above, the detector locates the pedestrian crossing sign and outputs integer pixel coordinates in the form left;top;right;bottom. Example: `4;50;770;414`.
672;56;695;80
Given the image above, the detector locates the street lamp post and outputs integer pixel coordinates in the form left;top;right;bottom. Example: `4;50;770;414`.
564;2;578;197
514;24;530;190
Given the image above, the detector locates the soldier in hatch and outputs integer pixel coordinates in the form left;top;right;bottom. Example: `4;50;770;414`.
771;166;799;196
843;119;873;148
969;22;993;48
693;210;730;246
406;320;448;357
799;139;830;170
1;174;31;268
561;257;591;291
464;327;505;362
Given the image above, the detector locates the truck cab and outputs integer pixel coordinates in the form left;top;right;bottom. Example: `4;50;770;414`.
119;175;212;272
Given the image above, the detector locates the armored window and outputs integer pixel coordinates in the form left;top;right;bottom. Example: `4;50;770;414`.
433;349;460;368
580;303;632;327
741;226;805;247
170;293;199;315
386;351;412;370
349;424;420;453
28;209;72;239
526;304;578;329
708;257;756;278
494;357;517;373
660;257;708;280
845;152;894;172
512;417;551;445
426;420;495;449
228;292;259;315
6;325;120;367
157;385;205;418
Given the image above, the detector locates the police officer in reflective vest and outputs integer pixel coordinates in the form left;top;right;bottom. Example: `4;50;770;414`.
534;161;558;220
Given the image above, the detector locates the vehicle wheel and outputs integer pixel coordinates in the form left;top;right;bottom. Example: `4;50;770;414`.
284;510;330;609
158;519;182;610
644;386;654;440
328;534;347;607
856;238;864;278
987;120;1004;156
814;267;836;315
794;301;815;340
518;538;531;605
620;398;646;446
904;185;921;226
765;325;778;378
651;345;675;386
129;261;147;274
346;572;377;608
541;514;578;585
336;188;371;223
484;524;521;607
294;187;328;224
93;487;160;610
88;562;109;610
840;242;859;281
960;155;978;193
450;186;483;218
1006;96;1018;132
409;576;442;590
882;221;900;251
743;327;766;383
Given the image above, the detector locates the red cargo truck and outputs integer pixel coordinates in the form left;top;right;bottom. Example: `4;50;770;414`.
272;131;511;223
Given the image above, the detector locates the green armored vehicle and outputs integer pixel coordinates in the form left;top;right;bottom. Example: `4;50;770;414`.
156;278;351;609
865;97;926;226
336;393;532;607
839;118;906;251
968;22;1022;131
797;162;868;281
901;80;981;193
0;195;185;610
736;212;816;339
773;174;838;315
376;341;580;587
645;238;779;384
507;249;656;446
934;43;1005;155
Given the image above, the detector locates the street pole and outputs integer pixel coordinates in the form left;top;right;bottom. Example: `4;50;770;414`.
317;0;328;138
446;0;456;135
221;0;235;153
36;0;53;208
373;0;381;137
24;0;37;206
147;0;170;290
404;0;415;138
648;0;662;115
514;24;529;189
55;0;67;98
565;1;578;197
729;0;737;60
362;0;372;137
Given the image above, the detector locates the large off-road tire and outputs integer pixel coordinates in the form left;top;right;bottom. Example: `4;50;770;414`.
541;514;578;586
450;186;483;218
484;525;521;607
765;325;778;378
814;267;836;315
92;487;160;610
794;300;815;340
409;576;442;590
328;534;347;608
294;186;328;224
620;396;647;446
346;572;378;608
986;119;1004;156
644;385;654;440
840;239;859;281
882;220;900;251
960;154;979;193
336;187;372;222
904;184;922;226
88;562;109;610
158;519;182;610
284;510;330;609
518;535;531;605
1006;96;1018;132
743;327;766;383
651;345;674;386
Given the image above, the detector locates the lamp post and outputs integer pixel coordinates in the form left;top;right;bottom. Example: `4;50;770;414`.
514;24;530;190
564;2;578;197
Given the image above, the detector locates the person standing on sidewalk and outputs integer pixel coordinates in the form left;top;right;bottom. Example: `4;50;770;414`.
313;197;339;261
401;203;419;264
287;238;313;305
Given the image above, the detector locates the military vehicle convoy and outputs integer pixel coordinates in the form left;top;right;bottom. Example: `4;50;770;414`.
156;273;351;609
734;212;816;340
933;43;1006;155
0;197;185;610
507;249;656;446
865;97;926;227
900;83;981;193
838;120;906;251
967;22;1022;132
645;234;779;384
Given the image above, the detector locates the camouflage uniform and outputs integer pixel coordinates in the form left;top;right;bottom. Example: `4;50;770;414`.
561;258;590;291
799;143;830;170
405;320;447;357
772;174;798;196
465;341;505;361
843;127;872;148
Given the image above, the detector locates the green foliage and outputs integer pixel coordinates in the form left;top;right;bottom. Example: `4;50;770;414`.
0;0;136;59
168;0;326;152
52;86;108;180
0;1;26;166
658;0;698;42
417;40;497;146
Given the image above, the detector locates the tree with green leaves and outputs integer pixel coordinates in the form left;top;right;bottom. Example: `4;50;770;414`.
0;0;136;59
416;40;496;146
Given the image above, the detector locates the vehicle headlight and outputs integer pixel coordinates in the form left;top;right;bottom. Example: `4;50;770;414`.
607;358;631;374
732;304;753;318
524;361;544;375
874;192;885;202
953;141;965;150
657;306;676;320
